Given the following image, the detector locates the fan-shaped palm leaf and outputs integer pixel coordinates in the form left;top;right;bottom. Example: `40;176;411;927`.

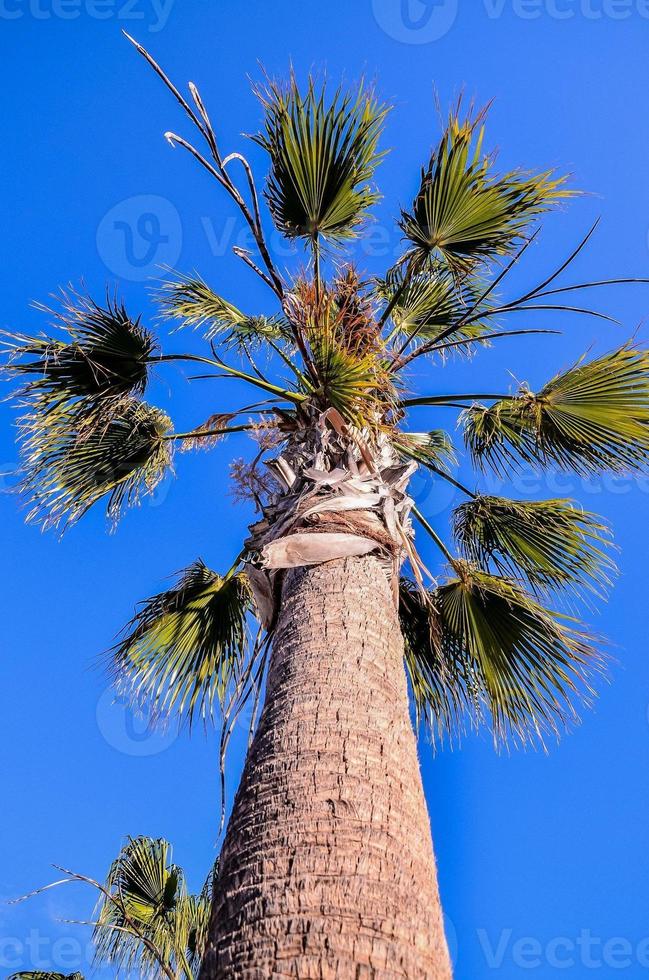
400;578;463;739
111;561;253;724
93;836;203;978
399;105;569;274
377;267;488;348
464;345;649;474
1;292;156;407
158;275;290;348
253;75;387;242
8;974;84;980
395;429;457;474
401;566;602;744
19;398;172;529
453;496;615;594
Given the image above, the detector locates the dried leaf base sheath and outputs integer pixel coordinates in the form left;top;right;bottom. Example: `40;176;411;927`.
201;555;452;979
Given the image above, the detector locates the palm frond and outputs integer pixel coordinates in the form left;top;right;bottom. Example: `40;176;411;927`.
8;975;84;980
157;274;289;347
395;429;457;474
400;578;464;740
253;74;388;243
399;103;570;274
1;291;156;407
403;566;603;745
18;398;171;530
183;862;216;974
111;561;253;724
377;267;489;349
464;345;649;474
93;836;193;977
453;496;615;594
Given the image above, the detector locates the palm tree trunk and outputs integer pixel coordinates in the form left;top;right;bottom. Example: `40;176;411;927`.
200;555;452;979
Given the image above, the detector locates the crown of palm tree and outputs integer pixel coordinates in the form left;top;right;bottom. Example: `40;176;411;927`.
4;35;649;763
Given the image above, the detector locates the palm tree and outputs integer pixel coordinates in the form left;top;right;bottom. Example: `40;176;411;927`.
4;36;649;977
9;836;213;980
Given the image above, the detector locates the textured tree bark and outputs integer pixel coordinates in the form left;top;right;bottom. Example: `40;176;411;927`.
200;555;452;979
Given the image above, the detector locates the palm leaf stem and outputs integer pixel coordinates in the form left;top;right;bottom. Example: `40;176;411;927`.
424;327;559;353
164;129;278;286
122;31;213;151
222;151;265;238
412;505;456;564
402;393;510;407
231;245;278;293
457;229;541;325
265;336;314;389
399;225;613;369
313;235;322;303
123;32;284;300
422;463;478;500
393;328;560;372
460;303;618;328
507;218;601;308
163;423;255;442
154;353;304;403
380;272;414;340
531;277;649;300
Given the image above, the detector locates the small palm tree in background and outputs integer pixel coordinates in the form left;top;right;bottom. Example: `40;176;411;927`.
10;836;212;980
4;34;649;978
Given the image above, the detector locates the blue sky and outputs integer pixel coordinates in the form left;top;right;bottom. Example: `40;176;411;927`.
1;2;649;977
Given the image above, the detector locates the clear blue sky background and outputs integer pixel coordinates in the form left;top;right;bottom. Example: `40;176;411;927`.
2;2;649;977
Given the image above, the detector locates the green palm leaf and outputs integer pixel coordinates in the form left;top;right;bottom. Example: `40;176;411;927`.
8;975;84;980
184;863;215;973
158;274;289;348
1;291;156;407
399;105;570;274
453;496;615;594
111;561;253;724
19;398;172;529
377;267;488;347
401;567;602;745
93;836;198;978
253;75;387;242
464;345;649;474
395;429;457;474
400;578;464;740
